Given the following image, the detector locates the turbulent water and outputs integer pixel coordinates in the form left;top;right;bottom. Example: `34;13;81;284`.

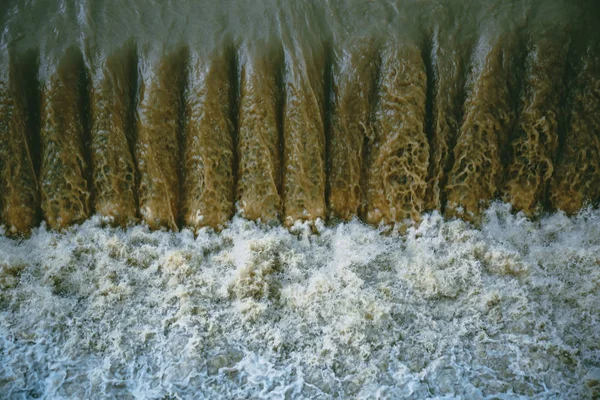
1;0;600;398
1;203;599;398
1;0;600;233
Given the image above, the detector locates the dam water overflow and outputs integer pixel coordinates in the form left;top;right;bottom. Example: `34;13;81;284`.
1;1;600;398
0;0;599;234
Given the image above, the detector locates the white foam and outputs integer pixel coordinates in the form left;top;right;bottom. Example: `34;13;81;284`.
0;202;598;398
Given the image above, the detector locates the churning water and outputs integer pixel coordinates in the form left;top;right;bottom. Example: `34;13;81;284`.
1;0;600;398
1;203;599;398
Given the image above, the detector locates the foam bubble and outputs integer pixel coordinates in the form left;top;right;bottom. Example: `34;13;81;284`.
0;202;598;398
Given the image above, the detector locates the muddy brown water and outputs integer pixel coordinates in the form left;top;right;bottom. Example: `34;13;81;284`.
0;0;599;234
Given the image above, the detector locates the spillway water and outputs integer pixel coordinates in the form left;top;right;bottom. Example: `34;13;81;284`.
0;0;599;398
0;0;599;232
1;204;599;398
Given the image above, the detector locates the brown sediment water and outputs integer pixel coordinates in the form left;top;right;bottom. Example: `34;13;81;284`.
89;44;138;226
365;42;429;226
282;42;327;227
39;47;91;230
0;50;39;235
503;27;570;215
0;0;598;234
181;48;236;231
424;6;473;212
2;2;600;398
236;42;282;223
136;49;186;231
445;32;522;222
327;41;378;221
550;43;600;213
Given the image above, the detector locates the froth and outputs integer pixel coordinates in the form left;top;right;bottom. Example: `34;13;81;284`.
0;203;598;398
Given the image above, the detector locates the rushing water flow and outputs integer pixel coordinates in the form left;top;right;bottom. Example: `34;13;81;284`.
0;0;599;398
1;203;599;398
0;0;599;233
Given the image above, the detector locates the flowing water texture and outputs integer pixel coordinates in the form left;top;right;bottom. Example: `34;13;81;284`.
1;204;599;398
1;0;600;398
0;0;599;232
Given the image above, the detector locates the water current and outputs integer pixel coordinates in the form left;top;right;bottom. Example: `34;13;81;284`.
0;0;599;398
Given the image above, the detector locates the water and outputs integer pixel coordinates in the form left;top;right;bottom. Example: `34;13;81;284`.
1;203;599;398
1;0;599;233
1;1;599;398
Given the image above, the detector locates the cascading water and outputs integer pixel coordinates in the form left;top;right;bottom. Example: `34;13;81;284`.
0;0;599;398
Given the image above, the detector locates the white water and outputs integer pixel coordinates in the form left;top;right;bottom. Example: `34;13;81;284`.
1;203;599;399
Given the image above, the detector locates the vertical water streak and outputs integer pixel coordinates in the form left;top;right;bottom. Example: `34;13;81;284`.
327;41;378;221
445;33;520;221
181;48;235;230
39;47;91;230
282;41;327;227
424;14;472;212
89;44;138;226
136;49;186;231
504;28;569;215
236;42;282;223
0;49;39;235
365;42;429;226
550;44;600;213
